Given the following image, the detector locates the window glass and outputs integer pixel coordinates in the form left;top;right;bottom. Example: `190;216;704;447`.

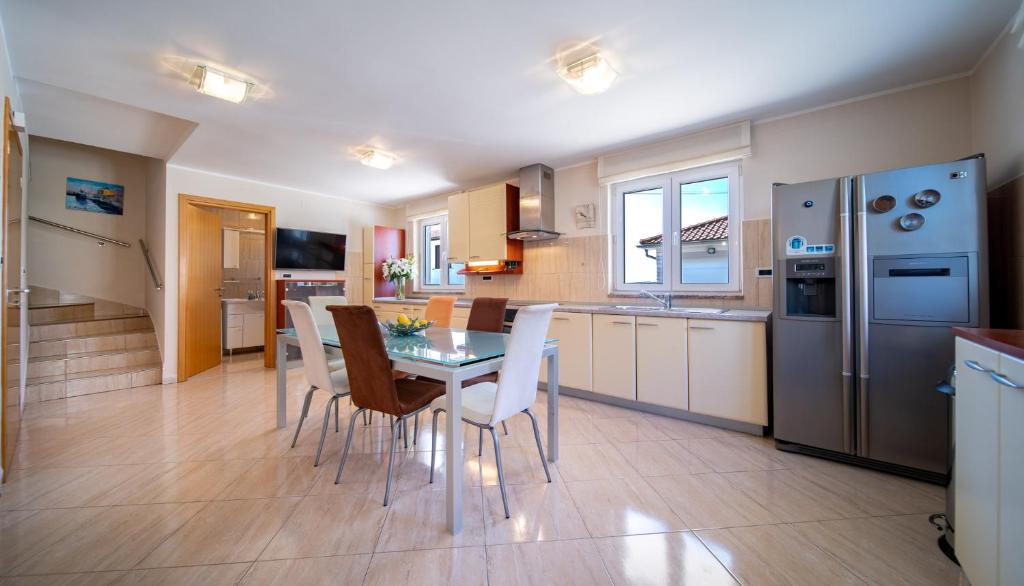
448;263;465;285
422;221;443;285
679;177;729;284
622;187;664;284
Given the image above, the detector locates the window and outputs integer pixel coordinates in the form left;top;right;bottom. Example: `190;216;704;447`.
611;162;741;293
416;214;464;290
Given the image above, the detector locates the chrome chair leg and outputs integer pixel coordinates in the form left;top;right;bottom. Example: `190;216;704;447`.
490;426;510;518
335;408;365;484
291;386;316;448
429;408;442;484
384;417;401;506
524;409;551;482
334;397;340;432
402;418;409;450
478;427;483;456
413;413;419;446
363;410;369;426
502;420;509;435
314;395;339;467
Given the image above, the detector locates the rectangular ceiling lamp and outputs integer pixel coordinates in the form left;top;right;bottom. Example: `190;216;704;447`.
190;66;252;104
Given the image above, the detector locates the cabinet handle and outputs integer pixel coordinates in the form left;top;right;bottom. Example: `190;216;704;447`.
552;317;569;321
990;372;1022;389
611;321;633;325
690;325;715;330
964;359;993;373
637;322;658;327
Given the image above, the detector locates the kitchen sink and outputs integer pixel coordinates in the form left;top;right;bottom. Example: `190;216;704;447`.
612;305;662;311
611;305;726;314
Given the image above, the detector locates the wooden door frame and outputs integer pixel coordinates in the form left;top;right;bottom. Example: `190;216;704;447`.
177;194;276;382
1;96;23;479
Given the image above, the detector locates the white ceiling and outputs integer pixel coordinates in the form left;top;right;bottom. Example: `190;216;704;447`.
1;0;1017;204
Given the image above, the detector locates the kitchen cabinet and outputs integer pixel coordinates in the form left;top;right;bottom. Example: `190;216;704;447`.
446;183;522;263
223;300;265;352
539;311;592;391
592;314;636;400
955;336;1024;586
362;225;406;299
688;319;767;425
636;316;688;410
451;307;470;330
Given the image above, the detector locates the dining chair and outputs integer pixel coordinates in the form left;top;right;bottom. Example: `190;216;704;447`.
428;303;557;518
423;295;457;327
281;300;352;467
308;296;348;371
328;305;446;506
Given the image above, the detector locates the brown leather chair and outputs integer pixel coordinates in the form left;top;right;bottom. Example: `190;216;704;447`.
466;297;507;333
328;305;445;506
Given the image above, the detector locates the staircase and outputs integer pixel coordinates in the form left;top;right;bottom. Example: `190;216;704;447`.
15;287;162;403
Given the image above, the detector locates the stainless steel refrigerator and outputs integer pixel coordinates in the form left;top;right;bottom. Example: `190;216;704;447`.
771;155;987;482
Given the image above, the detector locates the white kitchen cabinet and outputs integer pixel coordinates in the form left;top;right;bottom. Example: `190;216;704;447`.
998;351;1024;585
539;311;592;391
468;184;508;261
242;313;264;347
636;316;688;410
954;337;1001;586
447;192;470;263
223;300;265;352
592;314;636;400
451;307;470;330
687;319;767;425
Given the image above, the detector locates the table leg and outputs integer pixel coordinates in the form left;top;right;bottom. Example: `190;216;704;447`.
546;348;559;462
445;373;463;534
276;335;288;429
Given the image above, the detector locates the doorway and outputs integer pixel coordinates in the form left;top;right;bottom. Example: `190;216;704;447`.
177;194;275;381
2;97;25;480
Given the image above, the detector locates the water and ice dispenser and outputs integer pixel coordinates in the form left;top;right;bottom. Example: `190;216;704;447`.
784;257;836;318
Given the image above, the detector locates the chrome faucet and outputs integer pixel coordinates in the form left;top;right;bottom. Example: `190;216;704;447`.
640;289;672;309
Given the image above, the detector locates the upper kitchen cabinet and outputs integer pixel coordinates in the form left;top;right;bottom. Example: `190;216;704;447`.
447;183;523;265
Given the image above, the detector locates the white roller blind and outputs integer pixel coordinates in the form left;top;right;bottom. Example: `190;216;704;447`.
597;120;751;185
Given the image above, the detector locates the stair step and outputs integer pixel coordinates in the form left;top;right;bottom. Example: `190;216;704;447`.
17;328;156;359
19;347;161;380
27;302;94;310
30;316;153;343
25;363;162;402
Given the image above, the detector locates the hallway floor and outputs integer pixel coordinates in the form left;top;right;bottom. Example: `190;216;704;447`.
0;353;960;585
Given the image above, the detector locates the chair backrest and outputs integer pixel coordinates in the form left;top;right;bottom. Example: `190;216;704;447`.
327;305;402;416
309;296;348;328
490;303;557;425
281;300;335;392
423;296;457;328
466;297;508;332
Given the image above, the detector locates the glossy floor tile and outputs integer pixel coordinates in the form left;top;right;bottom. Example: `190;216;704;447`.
0;352;960;584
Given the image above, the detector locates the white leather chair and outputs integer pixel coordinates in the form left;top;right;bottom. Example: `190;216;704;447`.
309;295;348;371
282;300;351;466
428;303;557;518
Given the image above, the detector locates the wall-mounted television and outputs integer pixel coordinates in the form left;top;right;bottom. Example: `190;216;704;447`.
274;228;347;271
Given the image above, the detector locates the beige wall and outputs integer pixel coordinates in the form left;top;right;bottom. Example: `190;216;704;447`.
971;25;1024;189
144;158;166;356
27;137;158;308
161;165;402;380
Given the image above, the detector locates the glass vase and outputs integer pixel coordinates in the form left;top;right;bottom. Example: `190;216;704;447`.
394;277;407;300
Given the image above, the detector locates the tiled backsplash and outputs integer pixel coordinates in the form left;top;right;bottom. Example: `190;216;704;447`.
464;219;772;309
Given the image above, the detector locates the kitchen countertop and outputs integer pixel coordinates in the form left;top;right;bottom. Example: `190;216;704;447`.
953;327;1024;361
373;297;771;322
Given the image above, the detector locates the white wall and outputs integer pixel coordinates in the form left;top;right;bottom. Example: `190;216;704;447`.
26;136;154;308
144;157;166;356
971;24;1024;189
162;165;402;381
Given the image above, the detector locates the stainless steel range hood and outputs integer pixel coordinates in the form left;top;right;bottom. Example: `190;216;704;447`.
508;164;561;241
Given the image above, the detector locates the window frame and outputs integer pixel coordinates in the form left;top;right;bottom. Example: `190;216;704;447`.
610;161;742;294
414;213;465;292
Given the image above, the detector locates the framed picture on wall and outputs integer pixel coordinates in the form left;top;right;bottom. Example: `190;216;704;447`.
65;177;124;215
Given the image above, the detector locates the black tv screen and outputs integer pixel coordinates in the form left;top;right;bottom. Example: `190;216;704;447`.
274;228;347;270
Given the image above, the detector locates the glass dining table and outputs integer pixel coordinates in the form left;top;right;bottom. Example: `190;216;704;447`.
275;325;559;535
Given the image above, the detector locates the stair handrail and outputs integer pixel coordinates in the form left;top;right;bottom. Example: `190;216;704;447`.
28;215;131;248
139;239;163;291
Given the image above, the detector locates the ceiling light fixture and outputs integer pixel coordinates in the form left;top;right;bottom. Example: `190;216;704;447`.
359;149;396;170
189;65;253;103
559;52;618;95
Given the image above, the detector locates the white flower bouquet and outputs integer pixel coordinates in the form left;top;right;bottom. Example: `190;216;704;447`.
381;255;415;299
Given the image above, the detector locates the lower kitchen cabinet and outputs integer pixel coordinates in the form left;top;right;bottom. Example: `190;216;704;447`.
592;314;636;401
451;307;470;330
636;316;688;410
955;336;1024;586
539;311;592;391
687;319;767;425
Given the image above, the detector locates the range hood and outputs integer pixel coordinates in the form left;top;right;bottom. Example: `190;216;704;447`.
507;164;561;241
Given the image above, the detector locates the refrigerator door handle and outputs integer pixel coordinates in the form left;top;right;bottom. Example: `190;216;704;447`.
839;178;855;454
854;176;871;456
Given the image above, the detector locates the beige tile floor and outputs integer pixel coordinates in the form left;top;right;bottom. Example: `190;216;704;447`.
0;353;961;585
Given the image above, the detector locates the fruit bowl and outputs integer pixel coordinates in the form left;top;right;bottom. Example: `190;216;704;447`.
382;314;433;336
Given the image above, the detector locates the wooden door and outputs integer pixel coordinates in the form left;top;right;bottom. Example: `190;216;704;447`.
181;204;223;378
1;97;22;481
998;351;1024;585
592;314;636;400
637;317;688;410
